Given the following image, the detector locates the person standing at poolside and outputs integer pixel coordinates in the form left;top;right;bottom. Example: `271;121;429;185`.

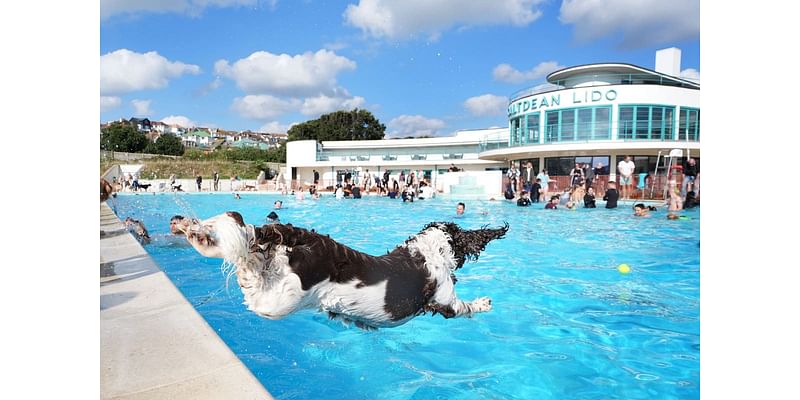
536;169;550;203
363;169;372;193
530;178;542;203
522;161;534;194
569;162;584;188
196;175;203;192
507;163;519;195
313;169;320;186
681;158;698;198
593;163;605;195
213;171;220;191
617;155;636;200
584;162;595;191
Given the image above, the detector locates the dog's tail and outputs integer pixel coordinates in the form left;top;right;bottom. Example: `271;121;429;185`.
424;222;509;269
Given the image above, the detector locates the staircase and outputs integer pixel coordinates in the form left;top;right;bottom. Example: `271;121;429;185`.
449;175;485;195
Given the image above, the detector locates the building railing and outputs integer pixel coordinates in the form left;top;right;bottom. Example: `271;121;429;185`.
478;141;510;152
316;146;497;162
509;72;699;102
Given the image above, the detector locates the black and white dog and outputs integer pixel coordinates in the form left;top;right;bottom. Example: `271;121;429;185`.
182;212;508;329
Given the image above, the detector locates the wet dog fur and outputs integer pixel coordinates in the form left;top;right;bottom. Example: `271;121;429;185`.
183;212;508;329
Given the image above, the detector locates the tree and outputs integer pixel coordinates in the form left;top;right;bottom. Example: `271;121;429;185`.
144;134;185;156
287;109;385;142
101;122;148;153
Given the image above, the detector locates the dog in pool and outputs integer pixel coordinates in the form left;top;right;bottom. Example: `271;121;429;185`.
180;211;508;329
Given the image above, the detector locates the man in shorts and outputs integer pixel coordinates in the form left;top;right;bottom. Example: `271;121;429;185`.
617;155;636;200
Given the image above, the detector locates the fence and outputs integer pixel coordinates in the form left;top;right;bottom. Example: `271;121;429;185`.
505;174;680;200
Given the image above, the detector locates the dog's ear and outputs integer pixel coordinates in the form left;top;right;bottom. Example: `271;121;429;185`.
225;211;246;227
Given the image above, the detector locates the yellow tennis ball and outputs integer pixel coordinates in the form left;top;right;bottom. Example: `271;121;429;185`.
617;264;631;274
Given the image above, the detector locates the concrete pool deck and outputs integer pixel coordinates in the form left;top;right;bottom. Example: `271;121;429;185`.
100;201;272;399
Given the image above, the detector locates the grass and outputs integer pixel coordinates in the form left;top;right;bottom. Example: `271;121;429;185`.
100;157;275;180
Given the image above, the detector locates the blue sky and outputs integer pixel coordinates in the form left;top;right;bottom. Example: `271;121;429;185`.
100;0;700;137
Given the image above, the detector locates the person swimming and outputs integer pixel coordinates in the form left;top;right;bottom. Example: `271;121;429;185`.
169;215;191;235
633;203;651;217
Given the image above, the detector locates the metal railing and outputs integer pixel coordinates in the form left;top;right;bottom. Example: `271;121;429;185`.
315;147;490;162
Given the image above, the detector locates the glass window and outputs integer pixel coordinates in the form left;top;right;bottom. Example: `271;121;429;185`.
510;118;521;146
678;109;700;141
577;109;592;141
543;155;609;176
526;113;540;144
665;108;674;139
619;106;634;139
635;107;650;139
545;107;610;143
594;107;610;139
546;111;559;142
592;156;610;175
652;108;663;140
687;109;700;140
544;157;575;176
620;105;676;140
561;111;575;141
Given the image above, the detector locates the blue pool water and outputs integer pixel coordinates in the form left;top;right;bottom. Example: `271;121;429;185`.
112;193;699;399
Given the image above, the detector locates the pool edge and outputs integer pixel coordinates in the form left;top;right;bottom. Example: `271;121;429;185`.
100;201;273;399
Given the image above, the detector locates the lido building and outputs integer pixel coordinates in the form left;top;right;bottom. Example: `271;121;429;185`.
287;48;699;198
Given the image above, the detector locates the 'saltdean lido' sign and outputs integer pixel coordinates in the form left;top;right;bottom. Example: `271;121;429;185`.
508;89;618;117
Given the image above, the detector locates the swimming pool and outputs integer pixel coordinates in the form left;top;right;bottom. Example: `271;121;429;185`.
112;193;699;399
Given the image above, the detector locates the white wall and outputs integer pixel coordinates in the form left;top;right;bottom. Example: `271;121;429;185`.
438;171;503;195
286;140;318;166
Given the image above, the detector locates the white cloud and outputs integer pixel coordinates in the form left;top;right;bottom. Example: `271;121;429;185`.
259;121;295;134
231;95;301;120
344;0;545;40
101;0;257;20
100;96;122;112
301;94;366;117
464;94;508;117
161;115;195;128
559;0;699;48
323;41;349;51
101;49;200;95
387;115;446;138
493;61;564;84
215;50;357;96
132;99;152;116
680;68;700;83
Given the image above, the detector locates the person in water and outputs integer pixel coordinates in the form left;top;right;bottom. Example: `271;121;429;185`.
604;181;619;209
633;203;651;217
516;191;532;207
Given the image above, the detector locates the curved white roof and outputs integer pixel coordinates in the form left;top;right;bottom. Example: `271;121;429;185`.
547;63;699;89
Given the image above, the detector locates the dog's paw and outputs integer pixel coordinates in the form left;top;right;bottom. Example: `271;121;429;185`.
471;297;492;313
